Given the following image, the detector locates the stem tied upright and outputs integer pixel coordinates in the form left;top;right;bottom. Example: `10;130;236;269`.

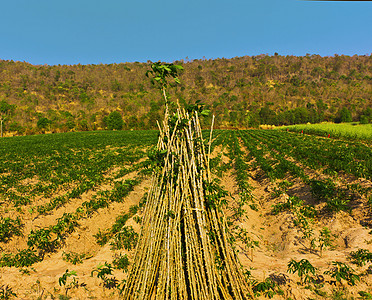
123;62;252;299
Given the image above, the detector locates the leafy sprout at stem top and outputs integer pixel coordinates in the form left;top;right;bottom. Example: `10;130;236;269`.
146;62;183;90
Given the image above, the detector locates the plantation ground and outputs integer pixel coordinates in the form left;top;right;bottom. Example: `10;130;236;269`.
0;129;371;299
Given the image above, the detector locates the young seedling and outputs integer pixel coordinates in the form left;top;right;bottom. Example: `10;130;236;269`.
0;285;17;300
287;259;317;284
294;210;315;252
91;262;118;289
318;227;334;257
324;261;360;286
112;253;130;272
0;217;24;243
234;227;259;261
58;269;78;297
252;278;278;299
348;249;372;267
62;251;87;265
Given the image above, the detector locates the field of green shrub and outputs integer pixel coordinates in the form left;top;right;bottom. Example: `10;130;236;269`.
0;129;371;299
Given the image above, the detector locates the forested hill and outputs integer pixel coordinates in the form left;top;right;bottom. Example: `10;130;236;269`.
0;54;371;135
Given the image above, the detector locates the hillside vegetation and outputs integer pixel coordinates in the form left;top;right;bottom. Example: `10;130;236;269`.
0;54;371;135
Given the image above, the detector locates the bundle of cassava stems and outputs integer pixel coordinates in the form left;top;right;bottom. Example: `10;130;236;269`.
122;105;252;299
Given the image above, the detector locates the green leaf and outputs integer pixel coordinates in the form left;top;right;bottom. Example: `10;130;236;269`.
201;110;210;116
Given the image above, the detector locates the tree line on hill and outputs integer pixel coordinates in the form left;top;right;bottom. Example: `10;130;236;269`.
0;53;371;135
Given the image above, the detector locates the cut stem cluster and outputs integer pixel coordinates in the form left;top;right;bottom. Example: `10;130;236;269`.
123;108;251;299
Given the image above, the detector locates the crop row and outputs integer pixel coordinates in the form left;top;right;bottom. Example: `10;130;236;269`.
0;131;158;217
253;130;372;180
0;177;141;268
211;130;371;216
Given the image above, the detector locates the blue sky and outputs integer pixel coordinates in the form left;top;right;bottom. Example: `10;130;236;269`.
1;0;371;65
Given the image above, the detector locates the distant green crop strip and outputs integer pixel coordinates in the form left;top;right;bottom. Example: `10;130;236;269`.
280;123;372;141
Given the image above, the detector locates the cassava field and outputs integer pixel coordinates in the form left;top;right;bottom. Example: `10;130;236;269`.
0;129;371;299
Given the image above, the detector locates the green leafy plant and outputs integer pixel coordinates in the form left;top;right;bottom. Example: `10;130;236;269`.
310;179;351;213
110;226;138;250
58;269;78;297
129;205;139;215
94;229;110;246
272;196;303;215
112;253;130;272
271;180;294;198
324;261;360;285
27;228;58;254
91;262;118;289
318;227;334;257
358;291;372;299
287;259;317;284
293;210;315;251
145;62;183;108
348;249;372;266
58;269;77;287
326;195;351;213
203;178;228;210
330;289;348;300
62;251;87;265
133;216;142;224
0;249;40;267
0;217;24;243
233;227;259;261
0;285;16;300
252;278;277;298
310;179;336;201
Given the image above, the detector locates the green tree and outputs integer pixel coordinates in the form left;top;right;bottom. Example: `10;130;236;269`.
293;107;309;124
359;107;371;124
335;107;352;123
37;117;51;129
105;111;124;130
360;115;369;124
0;100;16;137
259;106;276;125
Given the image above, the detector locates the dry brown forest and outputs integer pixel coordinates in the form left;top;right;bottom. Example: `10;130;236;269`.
0;54;371;135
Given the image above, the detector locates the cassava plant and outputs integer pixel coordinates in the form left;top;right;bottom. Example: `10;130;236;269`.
287;258;317;284
348;249;372;267
58;269;78;297
324;261;360;286
0;285;17;300
91;262;118;289
318;227;334;257
0;217;24;243
252;278;278;299
112;253;130;272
